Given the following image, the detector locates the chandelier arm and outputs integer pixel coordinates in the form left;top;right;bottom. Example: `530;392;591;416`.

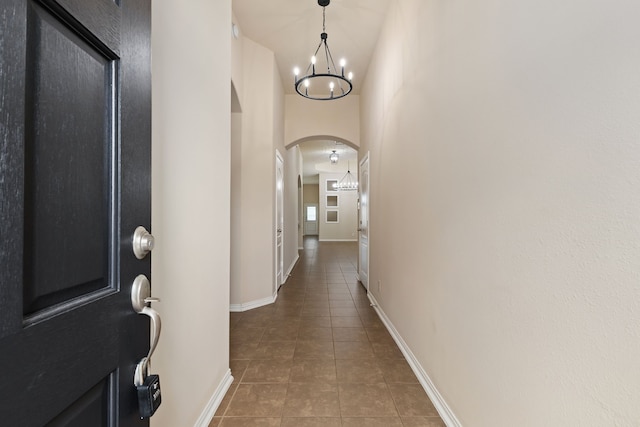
323;40;347;93
323;42;331;74
324;39;340;75
303;40;325;76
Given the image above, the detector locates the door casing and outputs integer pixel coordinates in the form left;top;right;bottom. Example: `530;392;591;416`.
358;152;370;291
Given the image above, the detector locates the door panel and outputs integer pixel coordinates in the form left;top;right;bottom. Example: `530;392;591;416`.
47;374;112;427
0;0;151;424
23;0;115;315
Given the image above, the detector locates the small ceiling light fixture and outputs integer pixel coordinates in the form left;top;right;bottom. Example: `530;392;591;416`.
337;162;358;191
329;150;339;164
293;0;353;101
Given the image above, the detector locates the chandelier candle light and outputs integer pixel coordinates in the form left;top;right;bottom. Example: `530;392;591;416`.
293;0;353;100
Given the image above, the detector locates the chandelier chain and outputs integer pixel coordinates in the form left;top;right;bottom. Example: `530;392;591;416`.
323;7;326;33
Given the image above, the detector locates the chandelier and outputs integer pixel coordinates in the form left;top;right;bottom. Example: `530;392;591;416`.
329;150;339;164
293;0;353;101
336;162;358;191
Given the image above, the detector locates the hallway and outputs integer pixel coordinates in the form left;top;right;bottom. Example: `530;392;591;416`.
211;238;445;426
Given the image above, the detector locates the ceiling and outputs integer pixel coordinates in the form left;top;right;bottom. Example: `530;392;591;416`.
297;140;358;184
233;0;387;182
232;0;391;96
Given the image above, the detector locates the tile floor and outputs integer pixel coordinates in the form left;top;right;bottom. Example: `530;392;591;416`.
211;238;444;427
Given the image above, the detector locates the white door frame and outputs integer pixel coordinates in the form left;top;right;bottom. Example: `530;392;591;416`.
358;152;370;292
275;150;284;293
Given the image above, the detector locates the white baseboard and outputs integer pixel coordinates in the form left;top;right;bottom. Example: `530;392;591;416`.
298;246;303;250
229;293;277;312
368;293;462;427
193;369;234;427
318;238;358;242
283;254;299;284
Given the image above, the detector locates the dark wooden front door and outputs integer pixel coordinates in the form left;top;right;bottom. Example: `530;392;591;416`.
0;0;151;425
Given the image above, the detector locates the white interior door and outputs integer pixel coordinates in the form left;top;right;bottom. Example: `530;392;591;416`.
358;153;370;290
276;151;284;290
304;204;319;235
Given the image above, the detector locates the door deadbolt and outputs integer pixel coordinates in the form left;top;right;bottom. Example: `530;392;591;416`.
133;226;155;259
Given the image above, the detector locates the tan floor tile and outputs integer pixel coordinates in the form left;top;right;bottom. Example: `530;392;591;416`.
304;301;330;309
301;307;331;317
225;384;287;417
237;316;274;329
281;417;341;427
242;359;292;383
401;417;447;427
290;359;337;383
254;341;296;359
371;341;404;359
267;317;302;328
219;418;281;427
365;327;394;342
306;289;329;295
230;342;260;360
274;306;303;317
283;383;340;417
261;325;300;342
327;291;351;298
335;359;385;384
377;359;418;383
230;360;250;382
338;383;398;417
208;417;222;427
294;340;335;359
330;307;360;317
388;384;439;417
331;316;362;328
230;327;265;343
332;327;368;342
329;299;356;308
300;316;332;328
368;335;397;349
215;380;239;416
299;326;333;341
341;417;403;427
334;341;375;359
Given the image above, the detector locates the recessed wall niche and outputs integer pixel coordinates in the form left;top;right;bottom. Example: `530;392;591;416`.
326;210;338;223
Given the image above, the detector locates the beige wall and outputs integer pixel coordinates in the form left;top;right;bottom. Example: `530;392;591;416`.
303;184;319;205
360;0;640;425
230;25;296;308
231;37;277;306
285;95;361;148
151;0;231;425
318;173;358;242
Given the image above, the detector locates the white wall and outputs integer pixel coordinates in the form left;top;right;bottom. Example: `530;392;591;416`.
361;0;640;425
151;0;231;425
285;94;360;148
